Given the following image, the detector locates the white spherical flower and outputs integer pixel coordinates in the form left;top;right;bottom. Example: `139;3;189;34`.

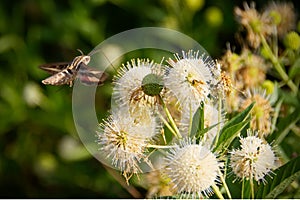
113;59;164;114
164;139;222;198
230;133;276;183
164;50;215;107
98;111;159;181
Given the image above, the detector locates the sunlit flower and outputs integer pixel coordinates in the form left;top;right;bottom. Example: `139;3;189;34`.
240;89;273;137
263;2;296;38
164;139;222;198
98;111;159;182
164;50;215;108
113;59;164;122
220;49;244;112
220;48;269;111
237;49;269;89
235;2;274;48
230;131;276;183
143;170;174;198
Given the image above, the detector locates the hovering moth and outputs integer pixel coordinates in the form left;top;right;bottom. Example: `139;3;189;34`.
39;52;108;87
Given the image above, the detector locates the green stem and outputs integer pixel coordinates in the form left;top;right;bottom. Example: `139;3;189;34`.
159;95;182;139
218;168;232;199
212;184;224;199
250;177;254;199
260;34;298;93
158;113;177;137
241;178;245;199
214;95;223;147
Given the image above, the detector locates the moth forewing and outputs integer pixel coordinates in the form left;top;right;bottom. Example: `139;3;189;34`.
39;62;70;75
41;68;77;86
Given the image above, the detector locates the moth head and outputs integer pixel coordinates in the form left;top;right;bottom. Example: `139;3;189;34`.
81;56;91;65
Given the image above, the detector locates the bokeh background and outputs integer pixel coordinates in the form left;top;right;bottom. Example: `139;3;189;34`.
0;0;299;198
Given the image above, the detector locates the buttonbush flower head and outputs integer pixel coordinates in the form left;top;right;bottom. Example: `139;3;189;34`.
98;111;159;182
164;139;222;198
263;2;296;38
237;49;269;90
164;50;215;108
240;89;273;137
113;59;164;121
144;170;174;198
235;2;274;48
230;131;276;183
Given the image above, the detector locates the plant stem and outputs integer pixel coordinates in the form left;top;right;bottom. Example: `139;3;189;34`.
260;34;298;93
214;95;223;147
250;177;254;199
159;95;182;139
158;113;177;137
218;168;232;199
241;178;245;199
212;184;224;199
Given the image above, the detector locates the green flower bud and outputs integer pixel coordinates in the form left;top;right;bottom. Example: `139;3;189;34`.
250;19;262;33
185;0;204;12
262;80;274;94
142;74;163;96
260;46;270;59
269;10;281;25
284;31;300;50
205;7;223;27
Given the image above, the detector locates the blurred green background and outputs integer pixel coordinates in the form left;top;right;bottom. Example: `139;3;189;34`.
0;0;299;198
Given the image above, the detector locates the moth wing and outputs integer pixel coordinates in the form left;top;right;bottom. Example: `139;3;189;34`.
41;69;75;86
78;64;108;86
39;62;70;75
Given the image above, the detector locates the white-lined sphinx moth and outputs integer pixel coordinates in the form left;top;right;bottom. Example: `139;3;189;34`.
39;52;108;87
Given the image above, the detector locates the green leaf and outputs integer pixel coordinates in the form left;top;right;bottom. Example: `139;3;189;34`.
289;57;300;79
190;102;204;138
256;156;300;198
267;105;300;145
213;102;254;153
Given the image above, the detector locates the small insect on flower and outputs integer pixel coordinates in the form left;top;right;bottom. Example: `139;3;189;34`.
39;50;108;87
230;131;277;183
164;139;222;198
97;111;159;182
164;50;215;108
112;58;164;121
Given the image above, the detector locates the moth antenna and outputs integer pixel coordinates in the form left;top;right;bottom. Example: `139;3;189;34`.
77;49;84;55
100;49;118;73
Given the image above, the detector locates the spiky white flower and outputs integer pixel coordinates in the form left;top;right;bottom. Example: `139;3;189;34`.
113;59;164;122
98;111;159;182
164;139;222;198
230;132;276;183
164;50;216;108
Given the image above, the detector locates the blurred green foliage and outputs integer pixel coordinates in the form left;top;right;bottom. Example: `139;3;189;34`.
0;0;298;198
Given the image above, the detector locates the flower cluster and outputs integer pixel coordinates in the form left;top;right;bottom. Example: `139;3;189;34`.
97;50;226;195
96;47;278;198
95;2;298;198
